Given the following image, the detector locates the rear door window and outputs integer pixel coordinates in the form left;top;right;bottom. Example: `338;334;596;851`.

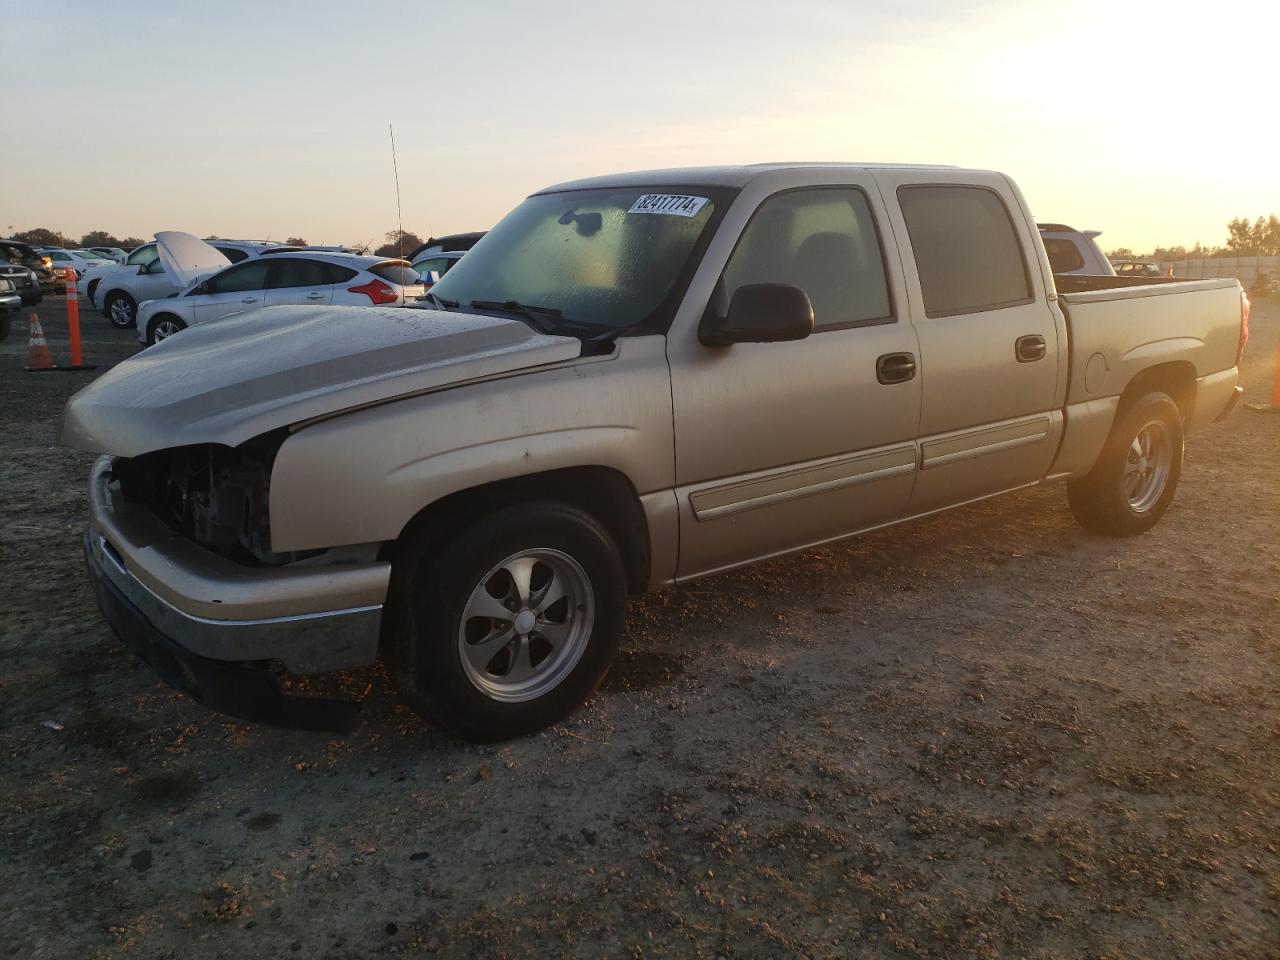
269;258;332;288
898;185;1032;317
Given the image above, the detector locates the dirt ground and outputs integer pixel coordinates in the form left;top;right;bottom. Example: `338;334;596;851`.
1;293;1277;960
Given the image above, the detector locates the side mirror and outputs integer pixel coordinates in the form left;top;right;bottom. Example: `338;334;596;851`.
699;283;814;347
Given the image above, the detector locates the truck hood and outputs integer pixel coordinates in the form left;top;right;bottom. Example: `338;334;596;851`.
60;305;582;457
155;231;231;288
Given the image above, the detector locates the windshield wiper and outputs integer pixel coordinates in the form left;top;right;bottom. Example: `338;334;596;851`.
469;299;563;334
469;298;644;345
423;291;458;309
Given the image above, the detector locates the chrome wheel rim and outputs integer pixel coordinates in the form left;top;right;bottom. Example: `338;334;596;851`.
457;548;594;703
109;298;133;324
1123;420;1171;512
153;319;182;341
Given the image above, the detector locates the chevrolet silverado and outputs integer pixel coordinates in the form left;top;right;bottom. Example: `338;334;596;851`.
62;163;1249;741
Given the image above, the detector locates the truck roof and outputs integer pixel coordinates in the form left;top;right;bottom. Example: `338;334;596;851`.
536;162;974;194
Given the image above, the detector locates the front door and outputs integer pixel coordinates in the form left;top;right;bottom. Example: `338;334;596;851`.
668;182;922;579
192;259;272;324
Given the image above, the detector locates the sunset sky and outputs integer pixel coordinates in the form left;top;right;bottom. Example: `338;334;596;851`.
2;0;1276;253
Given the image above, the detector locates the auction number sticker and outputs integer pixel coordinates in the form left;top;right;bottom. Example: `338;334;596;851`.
628;194;710;217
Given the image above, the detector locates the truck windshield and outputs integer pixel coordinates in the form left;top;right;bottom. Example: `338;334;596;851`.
430;186;731;332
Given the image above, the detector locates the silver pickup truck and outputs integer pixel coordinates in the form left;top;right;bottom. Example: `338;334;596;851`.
62;163;1249;741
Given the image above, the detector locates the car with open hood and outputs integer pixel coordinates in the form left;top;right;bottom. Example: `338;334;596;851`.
135;251;425;344
90;235;291;328
64;163;1247;742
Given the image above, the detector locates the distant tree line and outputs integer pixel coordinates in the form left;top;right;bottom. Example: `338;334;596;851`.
5;229;339;251
1109;214;1280;260
7;227;149;250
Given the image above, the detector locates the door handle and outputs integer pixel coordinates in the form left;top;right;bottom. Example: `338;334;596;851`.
241;297;259;304
1016;334;1047;362
876;352;917;385
306;292;325;300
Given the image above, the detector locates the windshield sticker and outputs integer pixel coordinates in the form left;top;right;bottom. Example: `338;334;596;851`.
627;194;710;217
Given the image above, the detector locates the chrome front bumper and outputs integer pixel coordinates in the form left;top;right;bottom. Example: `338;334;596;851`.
86;456;389;675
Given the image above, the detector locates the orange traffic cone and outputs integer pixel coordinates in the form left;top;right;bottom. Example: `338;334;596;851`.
24;313;58;372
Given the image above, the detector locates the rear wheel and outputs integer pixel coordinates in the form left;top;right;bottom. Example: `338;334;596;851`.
105;291;137;329
146;314;186;344
382;501;627;741
1067;392;1183;536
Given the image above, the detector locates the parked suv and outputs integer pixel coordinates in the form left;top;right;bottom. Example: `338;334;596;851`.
0;238;56;296
1037;223;1115;276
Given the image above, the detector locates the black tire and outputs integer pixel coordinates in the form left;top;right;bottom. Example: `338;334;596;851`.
146;313;187;345
1067;392;1184;536
104;290;137;329
382;501;627;742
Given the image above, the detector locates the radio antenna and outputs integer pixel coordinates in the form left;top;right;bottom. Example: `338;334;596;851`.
389;123;404;258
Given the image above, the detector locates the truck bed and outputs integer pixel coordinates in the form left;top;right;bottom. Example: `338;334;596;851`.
1054;275;1242;413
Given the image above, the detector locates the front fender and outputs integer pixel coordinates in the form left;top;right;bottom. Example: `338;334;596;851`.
267;336;675;553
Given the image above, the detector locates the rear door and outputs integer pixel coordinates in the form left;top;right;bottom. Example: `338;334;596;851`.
263;257;336;307
872;172;1066;511
191;259;272;324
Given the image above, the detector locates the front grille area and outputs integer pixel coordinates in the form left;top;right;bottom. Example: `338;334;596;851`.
112;431;316;567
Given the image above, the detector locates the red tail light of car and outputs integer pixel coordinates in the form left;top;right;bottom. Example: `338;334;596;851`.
349;279;398;305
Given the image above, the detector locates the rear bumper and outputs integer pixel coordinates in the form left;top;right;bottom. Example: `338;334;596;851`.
1191;368;1241;430
86;531;362;733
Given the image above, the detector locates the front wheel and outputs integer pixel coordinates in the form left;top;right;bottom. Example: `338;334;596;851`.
146;313;186;344
1067;392;1184;536
105;291;137;329
382;501;627;741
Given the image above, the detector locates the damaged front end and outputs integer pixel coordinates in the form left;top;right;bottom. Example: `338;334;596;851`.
81;434;392;734
110;430;320;568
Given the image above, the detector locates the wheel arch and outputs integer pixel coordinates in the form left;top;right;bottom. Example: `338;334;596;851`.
146;311;186;342
1117;360;1198;421
386;465;653;596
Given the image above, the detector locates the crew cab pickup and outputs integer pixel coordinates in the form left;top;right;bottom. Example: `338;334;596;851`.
62;163;1249;741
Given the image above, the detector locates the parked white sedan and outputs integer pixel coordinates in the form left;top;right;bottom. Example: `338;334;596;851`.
41;248;115;279
136;252;426;344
